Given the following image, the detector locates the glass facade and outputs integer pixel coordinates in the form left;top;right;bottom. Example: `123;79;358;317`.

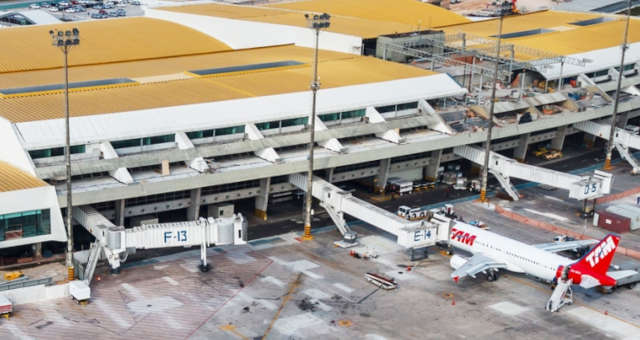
29;145;86;159
375;101;418;114
0;209;51;241
112;134;175;149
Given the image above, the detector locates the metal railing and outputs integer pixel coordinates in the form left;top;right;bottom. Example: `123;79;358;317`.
0;277;53;291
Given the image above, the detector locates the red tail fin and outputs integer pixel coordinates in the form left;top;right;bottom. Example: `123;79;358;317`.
575;234;620;275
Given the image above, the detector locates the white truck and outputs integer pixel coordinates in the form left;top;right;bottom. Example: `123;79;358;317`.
397;205;433;220
0;295;11;318
388;177;413;196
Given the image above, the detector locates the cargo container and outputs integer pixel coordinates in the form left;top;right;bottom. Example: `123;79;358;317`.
595;210;631;233
605;204;640;230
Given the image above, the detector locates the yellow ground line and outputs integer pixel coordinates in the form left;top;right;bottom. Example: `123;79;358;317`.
504;274;640;329
219;324;249;340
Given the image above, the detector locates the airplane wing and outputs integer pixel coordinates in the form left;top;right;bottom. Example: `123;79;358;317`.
451;254;507;281
534;239;598;253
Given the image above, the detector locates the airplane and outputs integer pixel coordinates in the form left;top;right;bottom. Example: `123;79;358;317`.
445;219;638;311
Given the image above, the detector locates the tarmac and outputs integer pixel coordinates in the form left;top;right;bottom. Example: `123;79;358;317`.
1;211;639;339
2;145;640;339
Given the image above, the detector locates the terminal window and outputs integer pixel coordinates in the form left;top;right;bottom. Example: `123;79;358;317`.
0;209;51;241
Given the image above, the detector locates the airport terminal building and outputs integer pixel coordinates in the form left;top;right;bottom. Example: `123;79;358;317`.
1;0;640;259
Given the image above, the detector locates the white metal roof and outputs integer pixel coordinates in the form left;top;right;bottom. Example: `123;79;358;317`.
536;41;640;80
16;74;466;149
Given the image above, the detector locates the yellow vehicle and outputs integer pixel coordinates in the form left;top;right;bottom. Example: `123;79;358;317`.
534;147;549;158
3;271;23;281
543;150;563;160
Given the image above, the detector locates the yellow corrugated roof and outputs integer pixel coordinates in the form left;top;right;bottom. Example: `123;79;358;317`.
0;45;435;123
0;17;230;73
442;10;640;61
507;19;640;56
0;161;47;193
0;45;350;89
159;0;469;38
269;0;469;28
442;10;602;37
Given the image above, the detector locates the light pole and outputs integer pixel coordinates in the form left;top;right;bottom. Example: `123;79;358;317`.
50;28;80;281
480;1;511;202
604;0;631;171
302;13;330;241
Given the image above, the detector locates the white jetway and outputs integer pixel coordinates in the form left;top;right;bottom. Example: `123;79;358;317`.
453;145;613;201
288;174;440;249
574;121;640;175
72;206;247;285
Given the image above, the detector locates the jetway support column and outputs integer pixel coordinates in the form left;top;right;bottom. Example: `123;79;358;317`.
513;133;530;162
551;126;567;151
254;177;271;220
187;188;202;220
424;149;443;181
114;199;125;226
374;159;391;193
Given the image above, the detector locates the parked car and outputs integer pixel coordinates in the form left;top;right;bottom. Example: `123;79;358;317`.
40;2;52;7
130;0;140;5
48;6;59;11
108;10;117;16
64;7;76;12
116;8;125;16
29;3;41;9
103;2;114;8
116;1;126;7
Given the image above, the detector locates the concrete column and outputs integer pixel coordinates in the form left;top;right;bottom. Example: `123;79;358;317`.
551;126;568;151
373;158;391;193
34;243;42;258
114;199;125;226
424;149;443;181
254;177;271;220
325;167;335;183
513;133;530;162
584;133;597;148
616;111;630;129
187;188;202;221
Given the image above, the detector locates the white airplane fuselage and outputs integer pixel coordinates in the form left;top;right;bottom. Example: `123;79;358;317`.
449;222;573;281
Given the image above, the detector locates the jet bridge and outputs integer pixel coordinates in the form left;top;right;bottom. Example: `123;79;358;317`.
573;121;640;175
453;145;613;201
72;206;247;285
288;174;439;249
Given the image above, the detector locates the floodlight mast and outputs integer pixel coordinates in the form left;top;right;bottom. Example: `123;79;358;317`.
604;0;632;170
302;13;330;241
480;1;512;202
49;28;80;281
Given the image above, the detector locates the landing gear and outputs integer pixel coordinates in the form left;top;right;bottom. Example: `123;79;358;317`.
486;270;499;282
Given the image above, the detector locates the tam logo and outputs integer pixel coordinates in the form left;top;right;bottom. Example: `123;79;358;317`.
585;236;615;268
450;227;477;246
